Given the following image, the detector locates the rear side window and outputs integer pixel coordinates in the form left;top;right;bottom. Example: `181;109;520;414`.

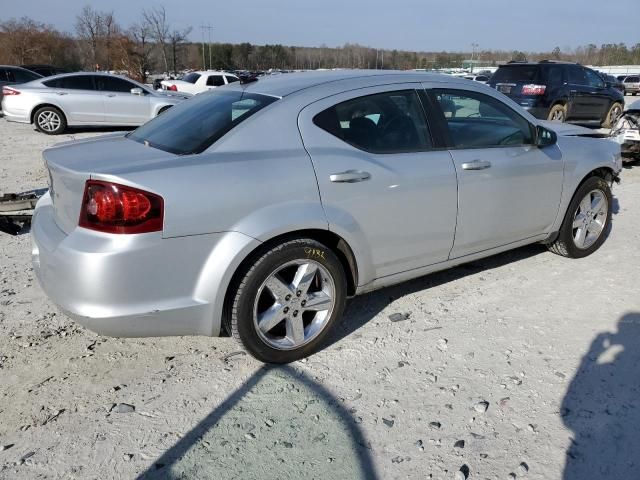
182;72;201;84
491;66;541;83
433;89;534;148
206;75;225;87
545;66;564;85
44;75;96;90
8;68;41;83
128;91;278;155
313;90;432;153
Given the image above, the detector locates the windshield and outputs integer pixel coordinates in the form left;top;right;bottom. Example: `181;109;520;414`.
491;65;541;83
128;90;278;155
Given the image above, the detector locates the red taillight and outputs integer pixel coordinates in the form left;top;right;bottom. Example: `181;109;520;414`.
168;84;177;91
2;86;21;96
521;84;546;95
79;180;163;234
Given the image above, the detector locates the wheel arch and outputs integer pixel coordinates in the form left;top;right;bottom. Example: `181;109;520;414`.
220;229;359;335
30;103;66;125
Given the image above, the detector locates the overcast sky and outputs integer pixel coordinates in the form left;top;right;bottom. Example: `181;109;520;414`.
4;0;637;52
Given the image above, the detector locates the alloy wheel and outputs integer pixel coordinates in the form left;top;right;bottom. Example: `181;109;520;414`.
551;109;565;121
609;104;623;125
253;260;336;350
37;111;61;132
572;189;608;249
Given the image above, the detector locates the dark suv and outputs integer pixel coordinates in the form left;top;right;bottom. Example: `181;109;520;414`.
488;61;624;127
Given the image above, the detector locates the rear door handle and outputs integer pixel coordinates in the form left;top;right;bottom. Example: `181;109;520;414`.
461;160;491;171
329;170;371;183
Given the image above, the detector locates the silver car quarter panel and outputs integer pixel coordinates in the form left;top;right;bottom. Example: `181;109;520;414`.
31;193;258;337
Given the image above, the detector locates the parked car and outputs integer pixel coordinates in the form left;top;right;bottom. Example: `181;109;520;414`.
463;74;490;84
0;65;42;107
31;71;622;363
611;99;640;161
1;72;191;134
603;74;625;94
21;64;68;77
488;61;624;127
160;71;239;94
620;75;640;95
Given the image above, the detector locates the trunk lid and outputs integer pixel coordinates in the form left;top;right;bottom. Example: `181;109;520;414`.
44;133;175;234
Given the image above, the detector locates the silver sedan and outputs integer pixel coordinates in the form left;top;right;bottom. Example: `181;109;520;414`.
1;72;191;134
31;71;622;363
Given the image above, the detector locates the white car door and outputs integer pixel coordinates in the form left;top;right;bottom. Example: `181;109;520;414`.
47;75;105;123
96;76;150;125
299;85;458;279
427;86;564;258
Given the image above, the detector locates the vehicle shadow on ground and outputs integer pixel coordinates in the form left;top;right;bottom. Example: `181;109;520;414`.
60;126;135;135
136;365;379;480
561;312;640;479
331;243;546;345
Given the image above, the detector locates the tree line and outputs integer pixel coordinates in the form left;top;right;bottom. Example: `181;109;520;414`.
1;6;639;83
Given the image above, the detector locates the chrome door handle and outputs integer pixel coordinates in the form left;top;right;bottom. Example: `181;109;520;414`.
461;160;492;171
329;170;371;183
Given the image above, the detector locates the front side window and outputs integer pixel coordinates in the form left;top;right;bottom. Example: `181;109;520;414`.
313;90;431;153
182;72;201;84
96;76;138;93
128;90;278;155
584;69;604;89
225;76;239;84
567;66;587;85
206;75;225;87
433;89;534;148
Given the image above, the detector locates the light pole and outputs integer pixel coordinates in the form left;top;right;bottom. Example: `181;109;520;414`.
471;42;479;73
200;24;213;70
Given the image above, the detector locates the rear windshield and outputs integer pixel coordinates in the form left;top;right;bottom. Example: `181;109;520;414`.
491;65;541;83
182;72;201;84
127;90;278;155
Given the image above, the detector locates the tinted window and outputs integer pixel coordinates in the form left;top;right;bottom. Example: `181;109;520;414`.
8;68;41;83
434;89;534;148
225;76;239;84
206;75;225;87
44;75;96;90
0;69;8;82
476;76;488;82
96;76;137;93
313;90;431;153
491;66;541;83
128;91;277;155
182;72;201;84
626;76;640;83
568;66;587;85
545;66;564;85
584;69;604;88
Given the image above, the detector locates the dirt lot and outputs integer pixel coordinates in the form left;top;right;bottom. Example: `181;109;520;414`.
0;117;639;480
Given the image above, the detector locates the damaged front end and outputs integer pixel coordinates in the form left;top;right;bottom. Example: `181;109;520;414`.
0;188;47;235
610;100;640;162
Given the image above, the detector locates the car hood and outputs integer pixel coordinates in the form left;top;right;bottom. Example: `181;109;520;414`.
538;121;598;136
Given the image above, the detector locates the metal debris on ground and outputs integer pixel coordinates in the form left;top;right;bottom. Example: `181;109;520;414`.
0;188;47;235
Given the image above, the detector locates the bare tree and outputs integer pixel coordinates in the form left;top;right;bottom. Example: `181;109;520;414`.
168;27;192;74
143;6;170;73
76;5;104;69
120;21;155;82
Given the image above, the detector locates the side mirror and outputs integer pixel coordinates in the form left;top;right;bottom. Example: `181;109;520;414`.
130;87;144;96
535;125;557;147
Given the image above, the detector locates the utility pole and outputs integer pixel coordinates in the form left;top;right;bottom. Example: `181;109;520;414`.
471;42;479;72
200;24;213;70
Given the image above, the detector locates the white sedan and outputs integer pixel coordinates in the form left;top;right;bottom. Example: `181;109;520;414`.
161;71;239;94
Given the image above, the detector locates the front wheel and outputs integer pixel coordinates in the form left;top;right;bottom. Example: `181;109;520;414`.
603;102;623;128
226;238;347;363
547;176;612;258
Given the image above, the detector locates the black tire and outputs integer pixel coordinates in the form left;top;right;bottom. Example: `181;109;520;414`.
547;176;612;258
226;238;347;363
547;104;567;122
33;106;66;135
602;102;623;128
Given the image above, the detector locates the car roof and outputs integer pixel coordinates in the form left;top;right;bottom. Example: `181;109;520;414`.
225;70;467;97
191;70;238;76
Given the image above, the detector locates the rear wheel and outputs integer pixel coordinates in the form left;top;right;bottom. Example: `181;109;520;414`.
547;104;567;122
227;238;347;363
34;106;66;135
547;176;612;258
603;102;623;128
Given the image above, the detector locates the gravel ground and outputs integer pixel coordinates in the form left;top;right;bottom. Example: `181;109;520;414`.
0;117;639;480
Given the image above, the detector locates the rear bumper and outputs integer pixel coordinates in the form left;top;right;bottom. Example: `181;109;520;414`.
1;97;30;123
2;109;30;123
31;193;259;337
